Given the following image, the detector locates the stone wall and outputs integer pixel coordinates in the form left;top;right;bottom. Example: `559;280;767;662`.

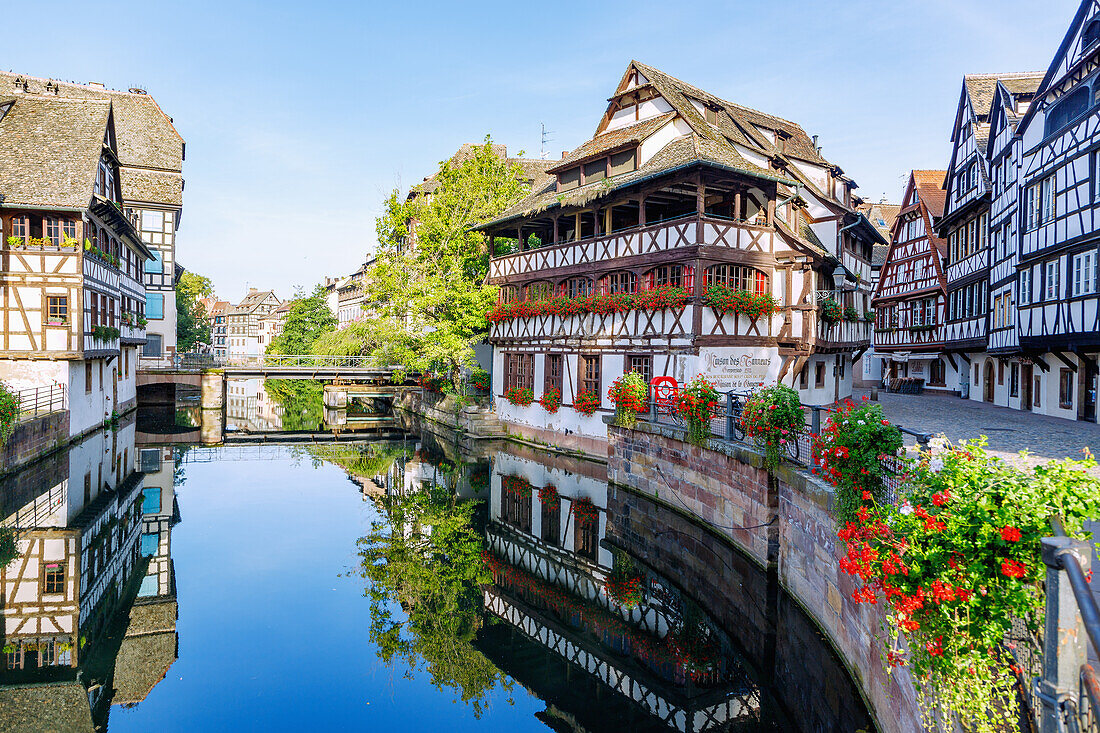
0;411;70;476
607;420;921;733
393;389;507;438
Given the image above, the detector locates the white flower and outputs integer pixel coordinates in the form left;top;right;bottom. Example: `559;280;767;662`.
929;435;949;451
900;501;913;516
929;457;945;472
857;420;865;425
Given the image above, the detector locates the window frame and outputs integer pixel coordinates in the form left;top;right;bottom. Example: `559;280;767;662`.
1060;368;1074;409
46;295;68;325
579;354;601;402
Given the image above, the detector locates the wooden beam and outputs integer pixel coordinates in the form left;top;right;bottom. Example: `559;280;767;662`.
1054;351;1078;373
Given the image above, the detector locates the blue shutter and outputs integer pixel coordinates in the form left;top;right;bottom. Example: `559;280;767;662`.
146;294;164;320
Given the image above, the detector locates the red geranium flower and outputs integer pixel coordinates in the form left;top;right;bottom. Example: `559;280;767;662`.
1000;526;1022;542
1001;559;1027;579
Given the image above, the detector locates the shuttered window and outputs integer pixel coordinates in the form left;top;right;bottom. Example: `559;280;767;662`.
609;149;637;177
583;160;606;183
545;354;563;395
580;355;601;400
504;353;534;392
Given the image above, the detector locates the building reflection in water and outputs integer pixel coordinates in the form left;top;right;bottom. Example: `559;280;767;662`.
0;415;180;730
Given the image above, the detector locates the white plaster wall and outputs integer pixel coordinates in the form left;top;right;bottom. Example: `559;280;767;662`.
791;159;831;191
731;143;770;172
638;117;690;167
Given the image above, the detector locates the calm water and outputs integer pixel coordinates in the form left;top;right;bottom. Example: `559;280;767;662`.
0;382;872;732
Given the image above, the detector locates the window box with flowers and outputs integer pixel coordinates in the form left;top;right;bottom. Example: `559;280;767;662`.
91;326;120;342
486;285;691;324
504;386;534;406
740;384;804;468
675;375;720;446
819;298;843;324
843;305;860;322
604;550;644;608
834;440;1100;731
573;390;600;416
539;386;561;413
702;285;779;320
863;310;875;322
608;371;647;428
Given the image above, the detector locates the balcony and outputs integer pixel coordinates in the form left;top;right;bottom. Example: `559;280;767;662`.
487;214;776;281
818;319;871;348
84;326;120;354
120;314;147;344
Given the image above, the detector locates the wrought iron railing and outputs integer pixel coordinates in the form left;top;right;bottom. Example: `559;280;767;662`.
15;384;66;416
139;353;397;372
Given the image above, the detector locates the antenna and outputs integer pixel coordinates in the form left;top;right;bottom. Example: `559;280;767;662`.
540;122;554;160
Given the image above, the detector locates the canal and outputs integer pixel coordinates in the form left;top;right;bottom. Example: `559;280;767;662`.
0;381;872;732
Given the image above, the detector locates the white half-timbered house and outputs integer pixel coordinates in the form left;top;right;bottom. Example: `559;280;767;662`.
478;61;886;442
0;73;186;360
872;171;955;391
1012;0;1100;422
0;94;153;437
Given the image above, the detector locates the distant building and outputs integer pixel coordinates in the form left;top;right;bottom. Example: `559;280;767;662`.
200;299;231;358
227;289;281;359
0;92;153;436
856;198;901;386
258;301;291;351
0;72;185;359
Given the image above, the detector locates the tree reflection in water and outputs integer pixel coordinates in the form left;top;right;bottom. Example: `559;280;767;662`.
357;474;511;717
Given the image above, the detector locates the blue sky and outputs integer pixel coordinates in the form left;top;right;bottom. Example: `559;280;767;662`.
3;0;1079;301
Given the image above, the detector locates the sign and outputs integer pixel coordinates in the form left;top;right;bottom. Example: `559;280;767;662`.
697;348;780;392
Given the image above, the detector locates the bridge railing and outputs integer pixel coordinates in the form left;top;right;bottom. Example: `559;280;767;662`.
139;353;397;372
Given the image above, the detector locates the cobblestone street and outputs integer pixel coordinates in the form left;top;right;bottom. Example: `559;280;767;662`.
854;388;1100;469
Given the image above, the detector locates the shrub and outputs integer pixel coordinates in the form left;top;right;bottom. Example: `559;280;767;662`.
819;298;843;323
469;368;490;392
676;375;720;446
539;385;561;413
703;285;778;319
503;386;534;406
836;440;1100;732
813;398;903;522
740;384;804;468
0;383;18;447
608;371;647;428
573;390;600;416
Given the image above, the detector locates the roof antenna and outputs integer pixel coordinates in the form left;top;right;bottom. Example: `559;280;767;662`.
540;122;554;160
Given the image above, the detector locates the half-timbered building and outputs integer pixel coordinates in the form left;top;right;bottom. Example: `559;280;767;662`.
0;73;186;360
0;93;153;436
872;171;954;390
939;72;1044;402
856;198;901;387
479;61;886;441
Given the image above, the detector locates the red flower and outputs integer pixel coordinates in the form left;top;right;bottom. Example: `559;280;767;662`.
925;636;944;657
861;490;872;501
1001;559;1027;579
880;419;889;425
1000;526;1021;543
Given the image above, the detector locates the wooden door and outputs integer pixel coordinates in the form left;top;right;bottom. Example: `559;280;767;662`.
1080;359;1097;422
983;362;994;403
1021;364;1033;411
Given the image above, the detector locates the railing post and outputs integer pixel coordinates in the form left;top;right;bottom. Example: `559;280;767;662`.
1038;536;1092;733
811;406;821;437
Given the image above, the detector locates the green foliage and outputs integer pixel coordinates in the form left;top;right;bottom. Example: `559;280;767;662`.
676;375;721;446
741;384;804;467
264;379;323;431
0;382;18;446
267;285;336;355
311;320;377;357
0;525;18;568
702;286;778;319
813;398;903;522
358;137;532;388
819;298;843;323
177;271;214;352
608;371;647;427
838;440;1100;732
358;486;507;716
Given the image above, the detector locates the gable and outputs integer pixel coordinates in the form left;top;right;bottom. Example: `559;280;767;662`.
1051;0;1100;86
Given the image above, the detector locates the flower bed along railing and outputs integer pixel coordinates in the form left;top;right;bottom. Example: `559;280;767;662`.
702;285;778;319
487;286;690;323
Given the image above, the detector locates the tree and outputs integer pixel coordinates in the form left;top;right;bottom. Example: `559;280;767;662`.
176;271;214;352
267;285;336;355
358;137;529;386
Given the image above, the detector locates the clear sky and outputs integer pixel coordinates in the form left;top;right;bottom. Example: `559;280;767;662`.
3;0;1080;303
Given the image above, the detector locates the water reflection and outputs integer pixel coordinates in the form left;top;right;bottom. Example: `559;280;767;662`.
0;395;871;731
0;413;180;730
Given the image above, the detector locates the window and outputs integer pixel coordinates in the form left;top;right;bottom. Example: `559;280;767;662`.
998;360;1005;385
705;264;767;295
1041;175;1055;224
541;499;560;546
1035;376;1042;407
147;248;164;274
42;563;64;595
47;296;68;324
1046;261;1060;300
1011;363;1020;397
564;277;591;298
504;353;534;392
500;286;518;304
1046;85;1091;137
9;215;28;243
799;362;809;389
580;355;601;402
141;210;165;232
142;487;162;514
574;506;598;561
814;361;825;388
524;281;552;301
602;271;637;294
930;359;946;386
85;362;93;393
1060;369;1074;409
503;483;532;532
545;353;563;395
147;293;164;320
649;264;683;289
1073;251;1097;296
1020;269;1031;306
45;217;63;245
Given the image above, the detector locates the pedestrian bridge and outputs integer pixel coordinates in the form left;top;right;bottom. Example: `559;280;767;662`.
139;354;403;382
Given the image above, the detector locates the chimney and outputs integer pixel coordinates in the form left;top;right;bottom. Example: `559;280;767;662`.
562;151;568;159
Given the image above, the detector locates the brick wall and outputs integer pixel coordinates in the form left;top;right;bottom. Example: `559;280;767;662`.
0;411;70;476
607;420;921;733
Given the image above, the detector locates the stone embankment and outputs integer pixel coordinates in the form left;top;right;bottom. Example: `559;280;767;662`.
393;389;508;438
605;418;921;733
0;411;70;476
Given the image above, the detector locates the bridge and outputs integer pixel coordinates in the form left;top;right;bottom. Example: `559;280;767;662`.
139;354;403;382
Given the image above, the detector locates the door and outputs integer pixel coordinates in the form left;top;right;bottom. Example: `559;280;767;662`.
983;361;994;403
1021;364;1033;411
1080;359;1097;422
112;367;117;408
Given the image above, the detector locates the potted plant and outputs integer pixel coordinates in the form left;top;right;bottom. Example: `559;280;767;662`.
843;305;860;322
608;371;648;428
573;390;600;416
539;385;561;413
740;384;804;468
504;386;534;406
813;398;902;520
675;375;720;446
819;298;843;323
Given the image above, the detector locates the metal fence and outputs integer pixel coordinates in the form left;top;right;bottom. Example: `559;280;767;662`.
139;352;399;372
647;389;930;490
15;384;66;417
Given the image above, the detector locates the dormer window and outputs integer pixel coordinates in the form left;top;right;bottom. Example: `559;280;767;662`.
1084;18;1100;48
704;106;718;125
1045;84;1091;136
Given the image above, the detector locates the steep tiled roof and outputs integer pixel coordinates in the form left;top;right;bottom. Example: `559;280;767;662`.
231;289;279;315
548;113;675;172
963;72;1044;119
911;170;948;219
0;682;94;732
858;201;901;241
0;72;184;207
114;599;178;705
0;95;110;209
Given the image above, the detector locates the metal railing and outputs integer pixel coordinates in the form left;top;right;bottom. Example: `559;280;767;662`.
139;353;396;372
15;384;66;417
1035;529;1100;733
647;389;931;488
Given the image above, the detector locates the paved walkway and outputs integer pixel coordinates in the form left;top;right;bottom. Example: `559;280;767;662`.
853;388;1099;471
